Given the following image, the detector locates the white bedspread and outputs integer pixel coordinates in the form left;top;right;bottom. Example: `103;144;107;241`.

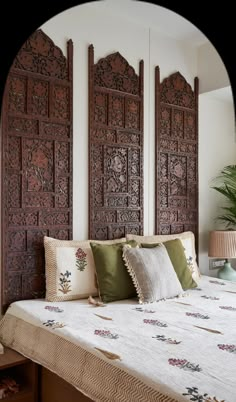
0;275;236;402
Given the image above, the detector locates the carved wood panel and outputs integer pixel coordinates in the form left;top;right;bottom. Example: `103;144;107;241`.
155;69;198;246
88;46;143;240
1;29;73;312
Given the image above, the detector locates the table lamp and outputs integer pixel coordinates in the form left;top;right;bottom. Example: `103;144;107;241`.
208;230;236;281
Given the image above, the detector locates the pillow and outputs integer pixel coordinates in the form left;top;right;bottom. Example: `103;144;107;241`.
44;236;126;302
126;231;200;283
90;240;138;303
141;239;197;290
122;244;183;304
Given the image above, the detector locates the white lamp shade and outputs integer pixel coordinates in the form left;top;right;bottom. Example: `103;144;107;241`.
208;230;236;258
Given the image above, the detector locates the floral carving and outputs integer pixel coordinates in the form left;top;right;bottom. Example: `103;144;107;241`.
13;29;68;79
2;29;72;309
156;71;197;239
160;72;195;108
89;47;143;240
94;52;139;95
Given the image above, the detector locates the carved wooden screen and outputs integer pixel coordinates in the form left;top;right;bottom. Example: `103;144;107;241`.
1;29;73;312
88;45;143;240
155;68;198;242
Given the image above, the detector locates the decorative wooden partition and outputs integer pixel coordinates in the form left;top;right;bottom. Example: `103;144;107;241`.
88;45;144;240
1;29;73;312
155;68;198;241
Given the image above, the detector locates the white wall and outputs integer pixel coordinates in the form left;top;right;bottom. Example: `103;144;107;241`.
40;3;235;275
198;42;230;94
41;3;198;239
199;93;236;274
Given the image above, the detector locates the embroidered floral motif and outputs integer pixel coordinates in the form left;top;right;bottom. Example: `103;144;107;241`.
186;255;194;273
58;271;71;294
75;248;87;271
134;307;155;313
201;295;220;300
45;306;64;313
209;280;225;285
143;319;167;327
183;386;224;402
94;330;119;339
43;320;65;329
168;358;202;372
219;305;236;311
218;344;236;353
186;312;210;319
152;335;181;344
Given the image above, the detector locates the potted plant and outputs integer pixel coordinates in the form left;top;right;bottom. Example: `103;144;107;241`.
209;165;236;281
211;164;236;229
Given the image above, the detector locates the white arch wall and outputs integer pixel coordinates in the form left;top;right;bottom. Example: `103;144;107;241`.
40;3;236;275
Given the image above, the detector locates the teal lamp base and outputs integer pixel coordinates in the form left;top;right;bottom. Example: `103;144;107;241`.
218;262;236;282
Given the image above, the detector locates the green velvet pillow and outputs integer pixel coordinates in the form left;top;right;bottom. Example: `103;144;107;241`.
90;240;138;303
141;239;197;290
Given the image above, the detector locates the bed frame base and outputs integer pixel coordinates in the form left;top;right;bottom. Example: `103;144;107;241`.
39;366;92;402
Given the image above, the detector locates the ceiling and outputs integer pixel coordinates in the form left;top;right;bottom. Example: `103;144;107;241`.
88;0;209;47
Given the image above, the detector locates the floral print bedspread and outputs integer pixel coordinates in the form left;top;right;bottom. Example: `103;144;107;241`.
1;275;236;402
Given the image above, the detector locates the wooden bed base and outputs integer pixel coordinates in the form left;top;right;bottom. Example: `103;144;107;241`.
39;366;93;402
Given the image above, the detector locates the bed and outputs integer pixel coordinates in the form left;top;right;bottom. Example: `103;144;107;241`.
1;275;236;402
1;26;234;402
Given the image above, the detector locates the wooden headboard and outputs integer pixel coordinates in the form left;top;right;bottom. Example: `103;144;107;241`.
155;68;198;250
1;29;73;313
88;45;144;239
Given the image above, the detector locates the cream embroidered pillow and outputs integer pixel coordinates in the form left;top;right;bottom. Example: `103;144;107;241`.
44;236;126;301
126;231;200;283
122;244;183;304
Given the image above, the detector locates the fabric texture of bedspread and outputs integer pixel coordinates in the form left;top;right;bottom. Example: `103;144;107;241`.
0;275;236;402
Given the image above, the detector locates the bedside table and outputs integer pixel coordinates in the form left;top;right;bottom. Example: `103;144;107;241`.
0;347;38;401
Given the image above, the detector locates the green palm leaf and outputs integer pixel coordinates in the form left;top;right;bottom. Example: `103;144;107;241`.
211;165;236;229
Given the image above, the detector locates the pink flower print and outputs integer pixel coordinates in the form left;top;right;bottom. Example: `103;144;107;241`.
169;358;187;367
169;358;202;372
75;248;87;271
186;312;209;319
94;329;119;339
153;335;181;344
143;319;167;327
45;306;63;313
218;344;236;353
219;306;236;311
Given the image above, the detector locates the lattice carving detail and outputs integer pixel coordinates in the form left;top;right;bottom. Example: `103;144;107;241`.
94;52;139;95
1;29;73;312
13;29;68;80
155;68;198;249
89;45;143;239
160;72;195;109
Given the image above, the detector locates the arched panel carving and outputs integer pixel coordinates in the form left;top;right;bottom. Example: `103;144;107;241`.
1;29;73;312
155;68;198;251
89;45;143;240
